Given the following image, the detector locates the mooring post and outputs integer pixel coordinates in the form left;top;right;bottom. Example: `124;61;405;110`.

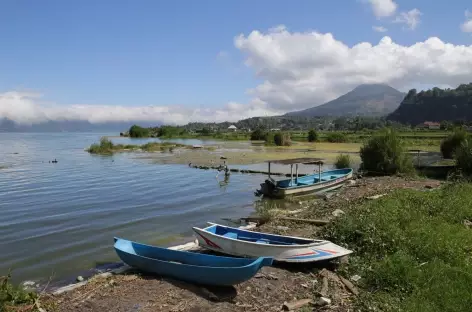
268;162;271;179
318;162;321;182
295;164;299;184
290;164;293;186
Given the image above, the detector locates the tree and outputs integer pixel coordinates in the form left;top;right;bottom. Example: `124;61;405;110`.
129;125;150;138
440;120;452;131
273;132;291;146
308;129;318;142
250;128;267;141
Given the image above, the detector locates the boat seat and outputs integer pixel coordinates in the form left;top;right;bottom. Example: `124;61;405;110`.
255;239;270;244
223;232;238;239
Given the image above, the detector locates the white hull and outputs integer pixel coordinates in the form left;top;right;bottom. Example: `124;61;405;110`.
193;223;352;263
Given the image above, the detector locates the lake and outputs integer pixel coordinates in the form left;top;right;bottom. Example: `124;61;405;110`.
0;133;263;283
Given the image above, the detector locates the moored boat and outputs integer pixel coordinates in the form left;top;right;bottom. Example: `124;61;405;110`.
192;223;353;263
255;158;353;198
113;237;272;286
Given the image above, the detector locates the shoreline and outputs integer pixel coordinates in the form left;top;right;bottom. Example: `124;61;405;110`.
33;175;442;312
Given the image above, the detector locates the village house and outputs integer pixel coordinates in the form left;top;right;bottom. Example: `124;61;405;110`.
228;125;237;132
417;121;440;130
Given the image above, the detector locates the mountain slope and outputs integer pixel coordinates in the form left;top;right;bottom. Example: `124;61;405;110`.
387;83;472;125
286;84;405;117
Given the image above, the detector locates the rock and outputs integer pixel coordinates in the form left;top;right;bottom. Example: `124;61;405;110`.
76;276;84;282
366;193;387;200
22;281;36;287
332;209;345;217
123;275;138;281
315;297;331;306
351;275;362;282
348;180;357;186
282;299;313;311
464;220;472;228
108;279;117;286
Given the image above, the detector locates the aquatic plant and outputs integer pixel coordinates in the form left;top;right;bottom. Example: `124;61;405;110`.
87;137;115;154
0;273;37;311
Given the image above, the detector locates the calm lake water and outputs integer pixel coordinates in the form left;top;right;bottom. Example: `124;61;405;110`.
0;133;264;283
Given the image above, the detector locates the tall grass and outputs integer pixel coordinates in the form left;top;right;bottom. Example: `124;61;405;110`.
334;154;351;169
324;184;472;312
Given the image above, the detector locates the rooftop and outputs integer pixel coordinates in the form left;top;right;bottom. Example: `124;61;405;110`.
266;158;324;165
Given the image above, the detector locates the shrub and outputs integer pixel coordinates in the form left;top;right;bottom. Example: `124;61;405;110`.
87;137;115;154
440;129;468;159
1;273;37;310
128;125;150;138
265;132;275;145
308;129;318;142
334;154;351;169
454;138;472;176
250;128;267;141
326;132;347;143
274;132;291;146
359;128;414;175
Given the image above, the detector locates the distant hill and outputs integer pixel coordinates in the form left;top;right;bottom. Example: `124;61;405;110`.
0;119;158;132
286;84;405;117
387;83;472;125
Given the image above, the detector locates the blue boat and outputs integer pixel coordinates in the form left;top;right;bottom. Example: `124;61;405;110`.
113;237;273;286
255;158;353;198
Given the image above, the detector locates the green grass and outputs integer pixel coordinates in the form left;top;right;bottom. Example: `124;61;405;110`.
1;273;37;311
324;183;472;312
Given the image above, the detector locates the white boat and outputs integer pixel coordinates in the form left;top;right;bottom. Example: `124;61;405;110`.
192;223;352;263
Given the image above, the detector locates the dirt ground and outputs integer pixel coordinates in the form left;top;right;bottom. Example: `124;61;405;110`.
44;176;442;312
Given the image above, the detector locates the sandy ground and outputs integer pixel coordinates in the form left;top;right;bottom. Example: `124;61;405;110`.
43;176;441;312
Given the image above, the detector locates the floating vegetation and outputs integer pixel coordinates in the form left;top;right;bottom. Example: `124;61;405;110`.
87;137;189;155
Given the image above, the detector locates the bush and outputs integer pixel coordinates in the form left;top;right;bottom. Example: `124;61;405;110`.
265;132;275;145
87;137;115;154
250;128;267;141
334;154;351;169
440;129;468;159
1;273;37;310
326;132;347;143
454;138;472;176
359;128;414;175
128;125;150;138
308;129;318;142
274;132;291;146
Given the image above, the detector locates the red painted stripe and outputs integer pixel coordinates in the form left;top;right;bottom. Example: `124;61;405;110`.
197;232;221;249
317;248;338;254
292;251;317;257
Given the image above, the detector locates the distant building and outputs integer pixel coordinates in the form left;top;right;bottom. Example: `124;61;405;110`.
228;125;237;132
418;121;440;130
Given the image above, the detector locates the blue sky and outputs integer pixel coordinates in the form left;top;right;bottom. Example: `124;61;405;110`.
0;0;472;124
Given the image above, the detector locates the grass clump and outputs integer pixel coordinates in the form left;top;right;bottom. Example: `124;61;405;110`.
454;137;472;177
334;154;351;169
273;132;291;146
325;184;472;312
440;128;468;159
1;273;37;311
87;137;115;154
308;129;318;142
359;128;414;175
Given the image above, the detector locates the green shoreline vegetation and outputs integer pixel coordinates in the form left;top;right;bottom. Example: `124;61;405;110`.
87;137;191;155
325;183;472;312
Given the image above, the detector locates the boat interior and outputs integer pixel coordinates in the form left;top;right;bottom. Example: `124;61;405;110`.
205;225;315;245
276;170;348;188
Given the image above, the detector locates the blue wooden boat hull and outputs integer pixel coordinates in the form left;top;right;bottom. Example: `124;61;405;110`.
257;168;353;198
113;237;273;286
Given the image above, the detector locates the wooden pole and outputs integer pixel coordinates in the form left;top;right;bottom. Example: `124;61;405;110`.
268;162;271;179
295;164;299;184
318;163;321;182
290;164;293;186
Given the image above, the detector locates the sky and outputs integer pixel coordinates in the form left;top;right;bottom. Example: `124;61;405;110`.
1;0;472;125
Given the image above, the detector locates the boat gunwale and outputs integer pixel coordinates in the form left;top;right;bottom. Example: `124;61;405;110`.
195;223;330;248
114;237;267;270
274;169;353;191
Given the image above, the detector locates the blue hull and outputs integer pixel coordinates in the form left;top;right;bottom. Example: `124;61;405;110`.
113;237;273;286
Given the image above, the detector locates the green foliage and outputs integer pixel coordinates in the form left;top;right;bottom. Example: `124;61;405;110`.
128;125;150;138
359;128;414;175
87;137;115;154
326;132;347;143
325;184;472;312
454;137;472;176
250;128;267;141
158;126;185;138
200;127;211;135
440;128;468;159
273;132;291;146
1;273;37;311
334;154;351;169
265;132;275;145
307;129;318;142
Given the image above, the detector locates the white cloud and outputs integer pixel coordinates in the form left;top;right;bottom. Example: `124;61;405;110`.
366;0;397;18
372;26;388;32
394;9;422;30
0;92;281;126
234;26;472;111
461;10;472;33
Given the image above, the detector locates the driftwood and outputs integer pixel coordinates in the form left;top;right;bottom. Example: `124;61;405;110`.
278;217;329;225
338;275;359;296
320;276;329;297
282;298;313;311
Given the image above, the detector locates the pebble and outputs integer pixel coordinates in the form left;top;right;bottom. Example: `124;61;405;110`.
316;297;331;306
332;209;345;217
76;276;84;282
351;275;362;282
